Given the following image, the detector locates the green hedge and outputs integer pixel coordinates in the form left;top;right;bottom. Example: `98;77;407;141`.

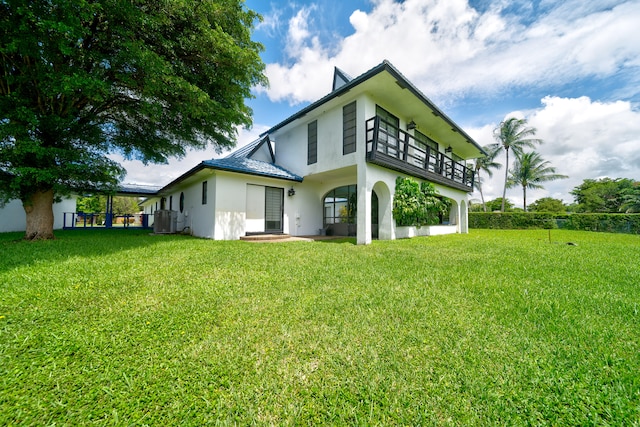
560;213;640;234
469;212;558;230
469;212;640;234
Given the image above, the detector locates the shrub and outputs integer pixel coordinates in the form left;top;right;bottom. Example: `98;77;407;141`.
393;177;447;226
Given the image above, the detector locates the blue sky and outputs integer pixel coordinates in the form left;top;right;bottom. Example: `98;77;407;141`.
117;0;640;207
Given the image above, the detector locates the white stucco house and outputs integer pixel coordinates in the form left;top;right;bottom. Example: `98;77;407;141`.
140;60;485;244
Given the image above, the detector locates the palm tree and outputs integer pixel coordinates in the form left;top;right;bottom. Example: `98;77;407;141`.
493;118;542;211
621;183;640;213
473;143;502;212
506;151;568;211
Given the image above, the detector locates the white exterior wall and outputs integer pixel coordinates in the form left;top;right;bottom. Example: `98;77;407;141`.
274;95;364;179
183;176;215;238
140;173;216;236
0;196;77;233
213;174;249;240
283;180;324;236
213;172;304;240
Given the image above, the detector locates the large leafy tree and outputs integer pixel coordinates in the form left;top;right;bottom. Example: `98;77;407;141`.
493;118;542;211
570;178;636;213
1;0;266;240
483;197;513;212
473;143;502;212
506;151;568;211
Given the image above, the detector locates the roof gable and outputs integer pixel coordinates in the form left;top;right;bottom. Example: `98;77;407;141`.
226;135;275;163
332;67;353;91
261;60;486;158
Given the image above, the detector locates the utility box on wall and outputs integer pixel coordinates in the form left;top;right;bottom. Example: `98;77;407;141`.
153;210;178;234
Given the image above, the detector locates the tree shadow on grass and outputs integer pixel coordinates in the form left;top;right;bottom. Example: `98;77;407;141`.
0;228;190;273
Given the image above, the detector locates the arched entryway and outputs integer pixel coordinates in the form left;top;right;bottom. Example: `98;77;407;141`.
371;190;379;239
371;181;392;240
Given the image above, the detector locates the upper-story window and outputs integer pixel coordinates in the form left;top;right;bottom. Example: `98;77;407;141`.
308;120;317;165
343;101;357;154
376;106;399;156
414;130;438;153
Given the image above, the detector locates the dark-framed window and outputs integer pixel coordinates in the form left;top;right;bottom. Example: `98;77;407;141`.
202;181;208;205
323;185;357;227
414;130;438;152
179;192;185;213
169;195;173;210
376;105;400;156
308;120;318;164
265;186;284;232
343;101;357;154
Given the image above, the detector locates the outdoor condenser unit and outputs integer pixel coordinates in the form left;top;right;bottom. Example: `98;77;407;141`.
153;210;178;234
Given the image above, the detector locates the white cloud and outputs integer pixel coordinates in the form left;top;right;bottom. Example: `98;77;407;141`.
255;6;284;38
256;5;335;104
472;96;640;207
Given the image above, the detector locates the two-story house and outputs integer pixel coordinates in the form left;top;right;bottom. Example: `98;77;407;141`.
140;60;485;244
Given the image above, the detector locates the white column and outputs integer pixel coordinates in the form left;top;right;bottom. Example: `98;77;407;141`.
357;166;372;245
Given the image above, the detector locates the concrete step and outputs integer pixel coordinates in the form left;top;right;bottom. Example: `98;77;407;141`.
239;234;291;242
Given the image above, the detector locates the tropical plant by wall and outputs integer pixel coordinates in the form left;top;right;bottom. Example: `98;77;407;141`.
393;177;447;226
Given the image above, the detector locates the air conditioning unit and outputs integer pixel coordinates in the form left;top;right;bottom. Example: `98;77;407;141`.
153;210;178;234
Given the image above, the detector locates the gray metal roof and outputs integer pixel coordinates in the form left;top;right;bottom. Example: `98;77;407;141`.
117;184;162;195
202;157;302;182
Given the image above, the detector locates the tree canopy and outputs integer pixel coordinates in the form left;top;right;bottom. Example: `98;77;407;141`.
570;178;638;213
488;198;514;212
1;0;266;239
527;197;567;213
76;194;140;215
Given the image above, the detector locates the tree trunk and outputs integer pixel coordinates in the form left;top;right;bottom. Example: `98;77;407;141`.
523;185;527;212
501;148;509;212
477;171;487;212
23;189;55;240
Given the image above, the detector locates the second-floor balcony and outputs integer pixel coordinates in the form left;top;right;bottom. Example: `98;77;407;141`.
365;116;475;192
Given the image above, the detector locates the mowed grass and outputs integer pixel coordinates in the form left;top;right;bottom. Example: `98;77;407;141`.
1;229;639;425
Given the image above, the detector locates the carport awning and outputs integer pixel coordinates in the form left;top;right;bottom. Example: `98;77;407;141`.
116;184;162;197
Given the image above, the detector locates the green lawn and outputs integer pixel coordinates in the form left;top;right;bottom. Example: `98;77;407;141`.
1;229;639;425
